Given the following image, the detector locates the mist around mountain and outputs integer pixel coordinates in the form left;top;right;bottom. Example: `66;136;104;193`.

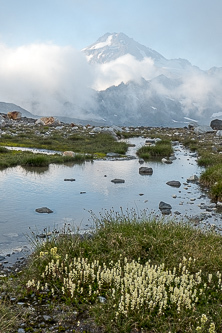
1;32;222;127
82;32;222;126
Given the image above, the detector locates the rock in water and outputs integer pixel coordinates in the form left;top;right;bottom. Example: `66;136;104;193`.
35;207;53;214
139;167;153;175
166;180;181;188
159;201;172;215
111;179;125;183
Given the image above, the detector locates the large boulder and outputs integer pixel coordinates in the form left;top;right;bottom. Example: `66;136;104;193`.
7;111;22;120
210;119;222;130
194;126;214;134
35;116;60;126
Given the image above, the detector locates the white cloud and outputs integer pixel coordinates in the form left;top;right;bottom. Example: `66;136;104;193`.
92;54;161;90
0;42;96;118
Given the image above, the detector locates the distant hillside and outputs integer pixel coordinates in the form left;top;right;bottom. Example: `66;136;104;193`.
0;102;38;118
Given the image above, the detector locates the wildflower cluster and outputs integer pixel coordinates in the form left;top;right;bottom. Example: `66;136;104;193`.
26;251;222;326
196;314;216;333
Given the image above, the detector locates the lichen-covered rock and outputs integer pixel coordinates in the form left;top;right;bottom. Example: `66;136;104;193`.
7;111;22;120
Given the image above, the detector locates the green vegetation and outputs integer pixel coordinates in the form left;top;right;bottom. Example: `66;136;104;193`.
0;149;91;169
1;210;222;332
0;130;128;169
136;139;173;159
0;130;128;155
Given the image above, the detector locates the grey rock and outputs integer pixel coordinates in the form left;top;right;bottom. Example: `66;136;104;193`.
64;178;75;181
169;155;177;161
161;158;173;164
166;180;181;188
35;207;53;214
0;256;5;261
159;201;172;212
210;119;222;130
139;167;153;175
111;178;125;183
216;130;222;137
145;139;155;144
187;175;199;182
98;296;106;303
194;126;214;134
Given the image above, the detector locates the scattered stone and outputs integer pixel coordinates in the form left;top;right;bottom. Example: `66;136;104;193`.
166;180;181;188
187;175;199;182
145;139;155;145
0;256;5;261
159;201;172;215
111;179;125;183
98;296;106;303
139;167;153;175
169;154;177;161
161;158;173;164
139;158;145;164
80;191;86;194
63;151;75;157
35;207;53;214
216;130;222;137
35;116;60;126
64;178;75;181
210;119;222;130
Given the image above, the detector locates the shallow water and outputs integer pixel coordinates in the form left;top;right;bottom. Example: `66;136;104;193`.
0;138;221;255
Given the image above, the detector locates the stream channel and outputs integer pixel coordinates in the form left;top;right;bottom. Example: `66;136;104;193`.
0;137;222;257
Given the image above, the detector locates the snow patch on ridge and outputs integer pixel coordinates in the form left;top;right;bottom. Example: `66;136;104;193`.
88;35;113;50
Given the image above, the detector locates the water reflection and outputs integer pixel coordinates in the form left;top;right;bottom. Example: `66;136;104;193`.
0;138;221;255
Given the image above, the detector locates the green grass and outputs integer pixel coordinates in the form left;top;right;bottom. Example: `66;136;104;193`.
0;150;91;169
0;131;128;155
3;210;222;332
0;131;128;169
137;140;173;159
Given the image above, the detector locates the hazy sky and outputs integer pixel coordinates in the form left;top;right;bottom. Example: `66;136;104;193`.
0;0;222;70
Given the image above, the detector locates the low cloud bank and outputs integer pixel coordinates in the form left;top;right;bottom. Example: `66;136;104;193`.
1;42;222;122
0;42;96;118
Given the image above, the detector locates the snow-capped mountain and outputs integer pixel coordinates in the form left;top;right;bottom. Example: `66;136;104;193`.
82;32;222;126
83;32;201;78
82;32;165;64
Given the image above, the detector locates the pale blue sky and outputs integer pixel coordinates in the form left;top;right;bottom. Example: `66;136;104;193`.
0;0;222;69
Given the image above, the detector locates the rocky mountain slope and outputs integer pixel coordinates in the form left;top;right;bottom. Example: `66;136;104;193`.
83;33;222;126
